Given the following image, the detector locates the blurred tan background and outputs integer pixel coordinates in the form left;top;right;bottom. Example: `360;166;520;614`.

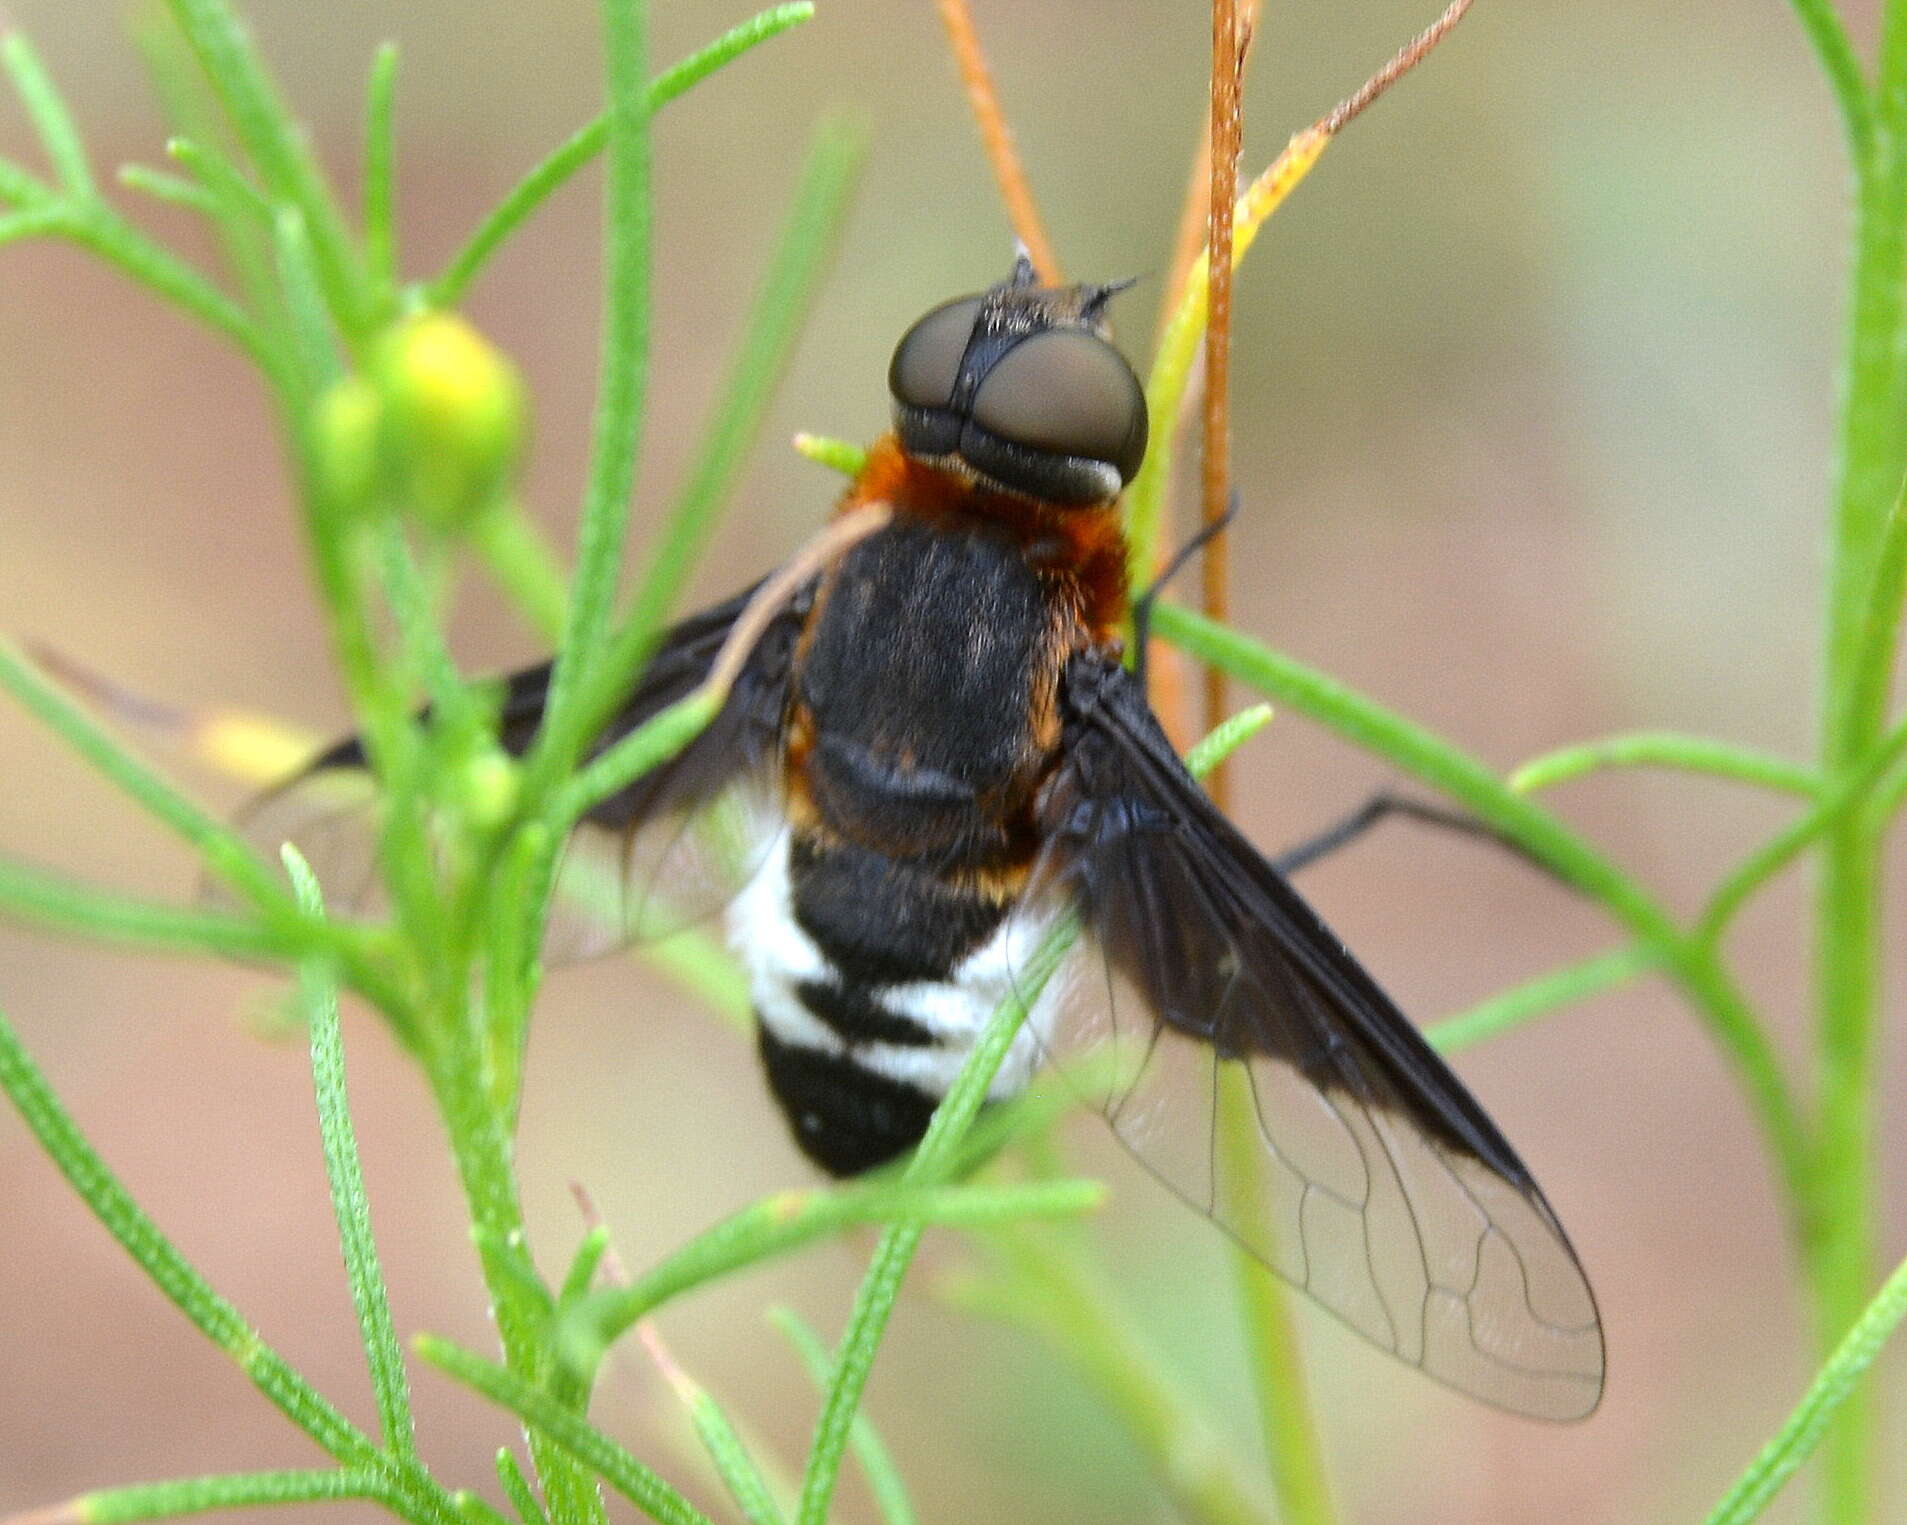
2;1;1902;1521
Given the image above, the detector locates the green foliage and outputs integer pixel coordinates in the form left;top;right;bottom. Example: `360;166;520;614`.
2;1;1907;1523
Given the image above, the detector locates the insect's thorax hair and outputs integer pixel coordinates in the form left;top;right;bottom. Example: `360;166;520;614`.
838;433;1131;645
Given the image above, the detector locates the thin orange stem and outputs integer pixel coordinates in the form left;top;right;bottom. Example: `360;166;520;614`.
932;0;1061;282
1201;0;1244;810
1158;0;1262;349
1149;0;1261;758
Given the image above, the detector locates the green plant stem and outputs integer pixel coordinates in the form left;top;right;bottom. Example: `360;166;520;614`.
1151;603;1816;1235
794;927;1076;1525
1696;713;1907;948
417;1338;713;1525
0;855;413;1021
1812;12;1907;1516
451;1494;517;1525
640;928;752;1032
273;207;342;389
428;3;814;306
0;641;286;912
1216;1071;1334;1525
425;1034;601;1525
589;118;861;721
1705;1251;1907;1525
520;0;650;810
363;43;400;297
1510;732;1818;797
1;30;95;196
168;136;273;223
130;8;281;322
950;1226;1269;1525
0;856;288;962
643;1346;787;1525
471;502;571;643
1783;0;1875;159
165;0;372;336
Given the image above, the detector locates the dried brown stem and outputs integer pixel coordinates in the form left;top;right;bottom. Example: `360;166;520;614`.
932;0;1061;282
706;502;892;697
1158;0;1262;348
1322;0;1474;136
570;1180;634;1287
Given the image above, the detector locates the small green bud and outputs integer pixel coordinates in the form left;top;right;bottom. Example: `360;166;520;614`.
456;745;521;830
369;312;529;533
312;374;384;512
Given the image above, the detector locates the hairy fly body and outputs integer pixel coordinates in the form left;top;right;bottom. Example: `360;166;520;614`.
247;256;1606;1420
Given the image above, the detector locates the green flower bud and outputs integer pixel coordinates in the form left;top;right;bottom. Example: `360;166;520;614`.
456;745;521;830
369;312;528;533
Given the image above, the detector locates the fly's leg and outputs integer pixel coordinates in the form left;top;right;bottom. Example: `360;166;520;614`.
1272;791;1569;887
1132;491;1240;692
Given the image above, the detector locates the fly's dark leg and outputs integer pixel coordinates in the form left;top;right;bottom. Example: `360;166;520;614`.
1272;791;1567;886
1132;491;1240;692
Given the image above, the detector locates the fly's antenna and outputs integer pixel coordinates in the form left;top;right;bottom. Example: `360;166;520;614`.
1132;489;1239;694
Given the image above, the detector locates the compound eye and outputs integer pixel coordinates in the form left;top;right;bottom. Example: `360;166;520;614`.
970;330;1148;484
888;295;984;409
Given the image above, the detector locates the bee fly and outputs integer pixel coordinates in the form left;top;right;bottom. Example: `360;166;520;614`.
253;255;1605;1419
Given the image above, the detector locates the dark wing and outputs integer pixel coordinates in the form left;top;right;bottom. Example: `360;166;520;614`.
1029;650;1604;1420
231;581;804;962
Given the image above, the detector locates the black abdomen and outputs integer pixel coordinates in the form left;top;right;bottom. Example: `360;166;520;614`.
744;517;1065;1175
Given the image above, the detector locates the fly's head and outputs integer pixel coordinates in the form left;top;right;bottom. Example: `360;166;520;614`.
888;253;1148;507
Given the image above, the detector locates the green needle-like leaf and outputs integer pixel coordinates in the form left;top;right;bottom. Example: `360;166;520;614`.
1;29;95;197
795;926;1077;1525
591;115;863;716
494;1452;549;1525
0;1006;374;1469
768;1309;916;1525
0;856;295;963
1427;945;1658;1054
641;1335;787;1525
1150;600;1815;1223
362;42;401;294
285;848;416;1461
31;1469;395;1525
569;1177;1104;1362
1510;733;1817;798
165;0;371;334
0;641;288;914
117;163;219;215
1704;1251;1907;1525
429;3;815;306
417;1337;713;1525
521;0;651;802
